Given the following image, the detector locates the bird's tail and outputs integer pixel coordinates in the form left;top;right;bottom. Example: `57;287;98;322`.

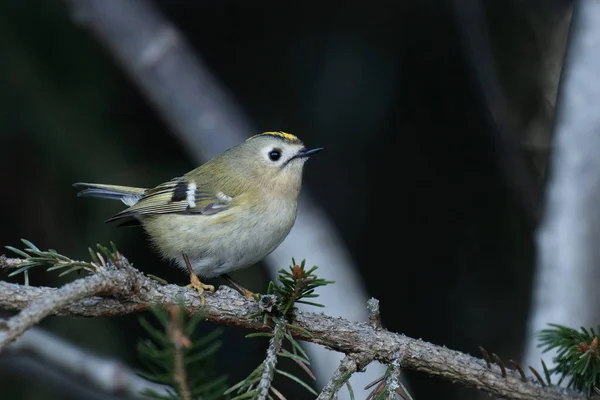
73;182;146;205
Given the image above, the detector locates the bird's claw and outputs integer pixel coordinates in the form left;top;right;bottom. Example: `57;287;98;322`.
187;273;215;305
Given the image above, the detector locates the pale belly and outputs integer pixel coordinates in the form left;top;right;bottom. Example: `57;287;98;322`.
141;202;297;278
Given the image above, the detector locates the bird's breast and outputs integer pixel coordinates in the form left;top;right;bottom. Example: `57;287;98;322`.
142;197;298;277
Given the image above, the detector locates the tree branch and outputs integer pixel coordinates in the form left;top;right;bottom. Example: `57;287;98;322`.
0;254;26;271
0;257;584;400
0;261;144;351
2;327;170;399
524;0;600;372
257;319;285;400
453;0;545;224
316;353;373;400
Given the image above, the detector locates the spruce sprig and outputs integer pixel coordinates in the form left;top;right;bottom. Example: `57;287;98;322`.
364;361;413;400
226;317;318;400
226;259;332;399
538;323;600;395
266;258;334;316
137;305;227;400
5;239;121;284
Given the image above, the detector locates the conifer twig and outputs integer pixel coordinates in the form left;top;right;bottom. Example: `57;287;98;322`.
137;306;226;399
0;260;586;400
0;260;144;351
0;254;26;271
365;356;413;400
316;353;373;400
367;298;382;330
166;306;192;400
385;357;412;400
257;319;285;400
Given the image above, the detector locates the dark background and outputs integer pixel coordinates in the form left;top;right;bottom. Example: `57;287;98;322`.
0;0;571;399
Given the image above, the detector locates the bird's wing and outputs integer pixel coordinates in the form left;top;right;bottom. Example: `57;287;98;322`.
105;177;234;222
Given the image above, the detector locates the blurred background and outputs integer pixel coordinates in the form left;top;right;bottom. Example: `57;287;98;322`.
0;0;577;399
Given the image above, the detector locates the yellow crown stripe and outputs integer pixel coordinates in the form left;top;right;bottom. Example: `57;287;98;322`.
247;131;300;142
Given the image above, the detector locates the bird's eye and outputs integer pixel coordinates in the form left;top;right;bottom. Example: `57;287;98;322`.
268;149;282;161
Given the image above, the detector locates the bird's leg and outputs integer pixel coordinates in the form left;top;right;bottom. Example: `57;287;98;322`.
183;253;214;305
222;274;256;299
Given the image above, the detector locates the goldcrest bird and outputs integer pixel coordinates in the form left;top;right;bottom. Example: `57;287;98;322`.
74;132;323;304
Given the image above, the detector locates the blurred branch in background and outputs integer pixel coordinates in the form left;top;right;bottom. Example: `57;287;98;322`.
1;327;169;400
61;0;382;393
524;0;600;372
453;0;545;225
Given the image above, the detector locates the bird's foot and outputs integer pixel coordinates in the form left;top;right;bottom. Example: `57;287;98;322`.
182;253;214;305
222;274;258;300
186;272;215;306
240;288;257;299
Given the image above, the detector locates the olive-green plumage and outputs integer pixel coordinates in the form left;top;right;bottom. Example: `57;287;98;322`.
74;132;322;280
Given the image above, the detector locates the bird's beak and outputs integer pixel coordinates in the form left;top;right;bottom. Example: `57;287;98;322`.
296;147;324;158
